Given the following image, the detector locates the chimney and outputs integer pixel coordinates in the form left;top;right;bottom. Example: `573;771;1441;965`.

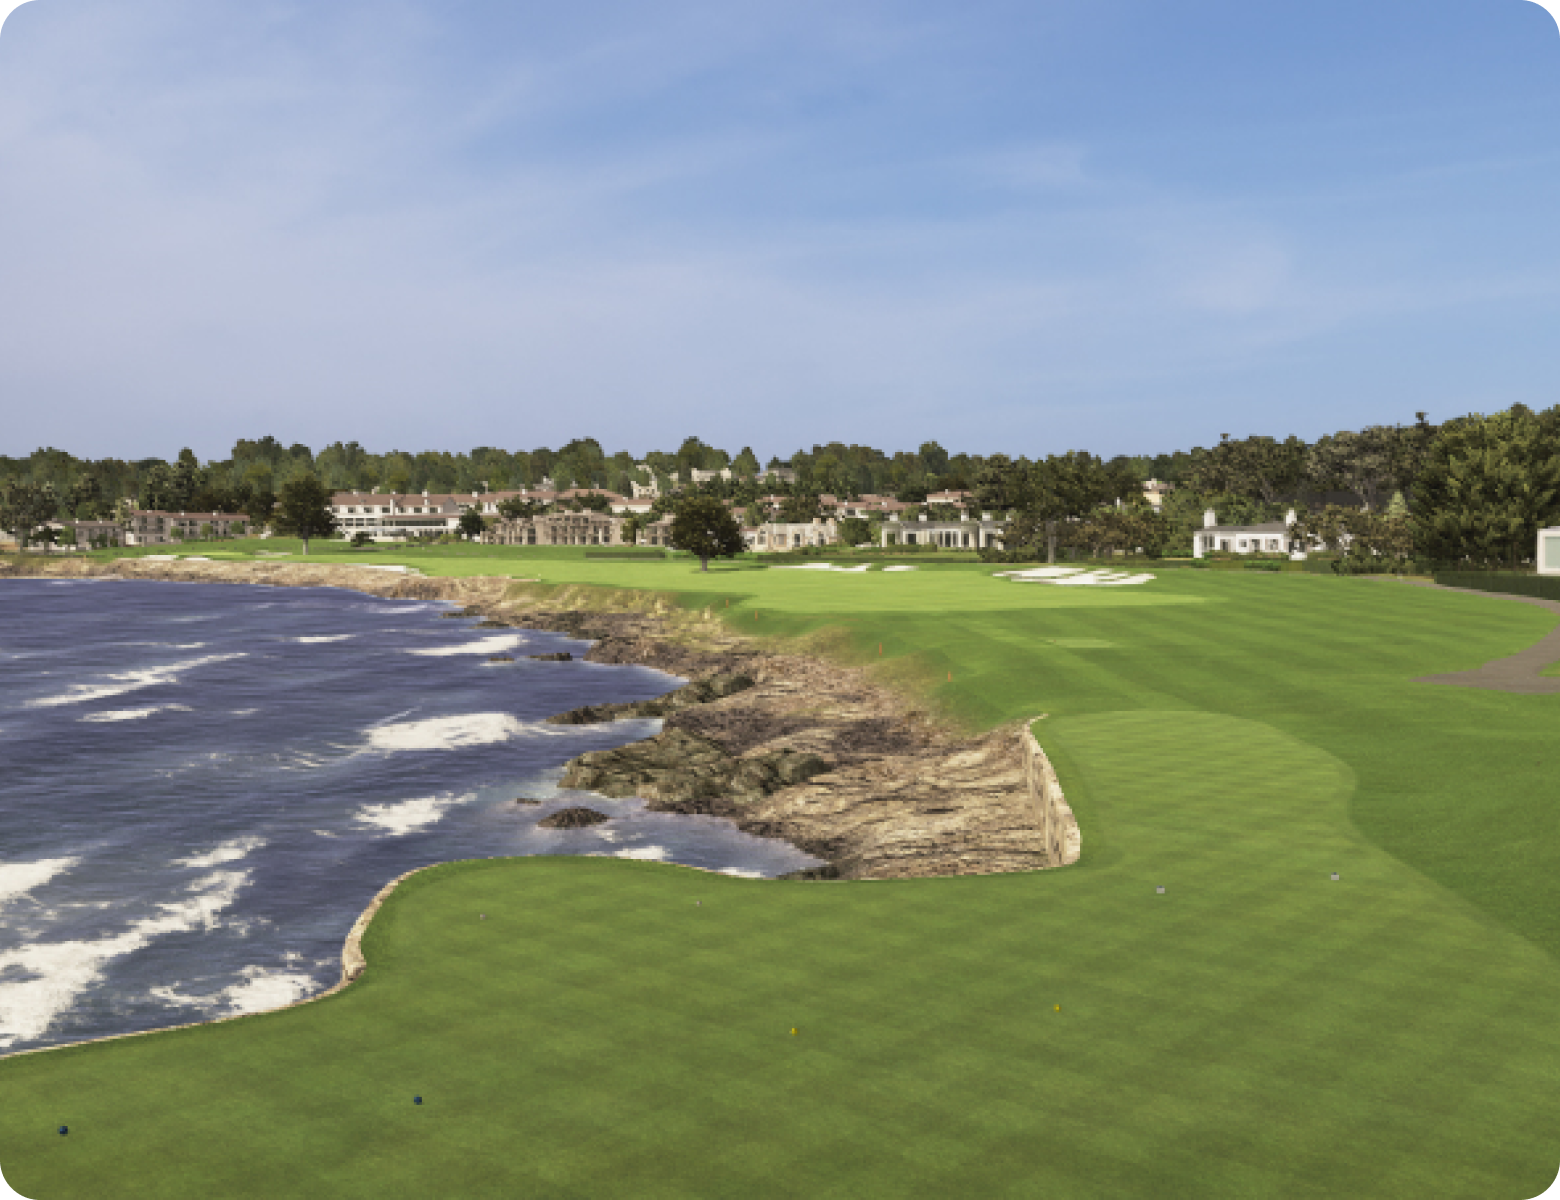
1204;508;1217;529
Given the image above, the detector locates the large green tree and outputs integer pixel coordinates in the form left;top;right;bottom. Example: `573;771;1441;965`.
1412;409;1560;567
0;481;60;550
270;474;338;554
1018;452;1136;564
457;509;487;540
668;495;745;571
1194;434;1308;506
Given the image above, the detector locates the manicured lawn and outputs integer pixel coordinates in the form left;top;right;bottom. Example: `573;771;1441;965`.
5;563;1560;1197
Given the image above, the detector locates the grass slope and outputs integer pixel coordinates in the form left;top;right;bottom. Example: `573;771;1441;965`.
5;557;1560;1197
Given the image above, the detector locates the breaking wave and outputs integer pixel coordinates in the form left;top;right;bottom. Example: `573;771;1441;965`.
80;704;193;723
406;633;527;658
363;712;563;753
26;652;247;710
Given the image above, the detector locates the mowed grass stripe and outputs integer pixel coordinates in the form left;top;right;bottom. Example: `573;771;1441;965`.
6;563;1560;1195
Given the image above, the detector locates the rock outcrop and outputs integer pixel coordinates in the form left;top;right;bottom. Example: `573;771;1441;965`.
547;673;755;725
538;806;611;829
561;729;828;809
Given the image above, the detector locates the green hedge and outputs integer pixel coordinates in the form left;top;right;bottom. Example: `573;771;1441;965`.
1432;571;1560;602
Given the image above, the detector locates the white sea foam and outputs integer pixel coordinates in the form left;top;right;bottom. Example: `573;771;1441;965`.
291;634;354;644
26;651;247;709
148;953;319;1016
173;837;266;869
150;964;313;1014
353;793;474;836
0;869;249;1049
718;867;764;878
364;712;561;753
406;633;526;658
79;703;193;723
0;857;79;908
614;846;670;862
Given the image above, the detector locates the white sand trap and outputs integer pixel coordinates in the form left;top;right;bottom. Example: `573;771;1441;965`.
1050;571;1155;587
770;563;871;572
138;554;179;561
355;564;420;573
181;556;212;562
996;567;1083;579
882;565;918;572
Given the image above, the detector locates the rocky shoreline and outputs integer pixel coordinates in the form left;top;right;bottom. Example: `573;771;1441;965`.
0;555;1052;879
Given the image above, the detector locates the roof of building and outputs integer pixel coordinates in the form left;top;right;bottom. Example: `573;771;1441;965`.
1203;522;1290;535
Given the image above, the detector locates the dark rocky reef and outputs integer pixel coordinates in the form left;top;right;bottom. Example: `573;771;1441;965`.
527;651;574;662
538;806;611;829
547;673;755;726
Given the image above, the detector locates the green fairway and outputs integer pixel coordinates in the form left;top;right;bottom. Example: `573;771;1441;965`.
5;562;1560;1197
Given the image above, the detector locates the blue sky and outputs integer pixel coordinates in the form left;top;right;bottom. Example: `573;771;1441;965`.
0;0;1557;462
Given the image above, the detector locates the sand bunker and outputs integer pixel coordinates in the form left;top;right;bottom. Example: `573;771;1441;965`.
770;563;872;573
995;567;1154;587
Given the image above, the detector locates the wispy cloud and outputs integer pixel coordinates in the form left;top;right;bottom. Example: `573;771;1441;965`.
0;0;1557;456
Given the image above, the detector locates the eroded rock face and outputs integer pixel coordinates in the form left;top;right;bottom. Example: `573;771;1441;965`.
538;806;611;829
560;728;828;809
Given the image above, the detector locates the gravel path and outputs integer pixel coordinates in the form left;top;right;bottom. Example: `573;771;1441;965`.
1395;580;1560;694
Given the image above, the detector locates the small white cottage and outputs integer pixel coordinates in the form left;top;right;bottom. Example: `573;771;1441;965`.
1192;509;1305;560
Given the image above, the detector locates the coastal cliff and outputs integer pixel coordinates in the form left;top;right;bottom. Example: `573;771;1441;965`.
1;555;1052;879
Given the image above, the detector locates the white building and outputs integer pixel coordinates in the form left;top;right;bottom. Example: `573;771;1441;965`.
880;513;1005;550
1192;508;1305;559
743;519;839;552
1539;528;1560;576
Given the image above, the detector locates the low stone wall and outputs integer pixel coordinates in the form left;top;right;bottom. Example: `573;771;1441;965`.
1021;724;1081;868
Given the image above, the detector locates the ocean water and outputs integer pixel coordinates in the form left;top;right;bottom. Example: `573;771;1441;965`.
0;579;820;1055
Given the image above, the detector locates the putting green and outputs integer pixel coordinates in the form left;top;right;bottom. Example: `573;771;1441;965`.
5;558;1560;1197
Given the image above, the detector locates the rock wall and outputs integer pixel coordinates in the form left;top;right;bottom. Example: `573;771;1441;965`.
1022;724;1081;868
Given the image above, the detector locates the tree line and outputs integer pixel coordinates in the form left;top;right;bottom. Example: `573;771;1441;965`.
4;407;1560;567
